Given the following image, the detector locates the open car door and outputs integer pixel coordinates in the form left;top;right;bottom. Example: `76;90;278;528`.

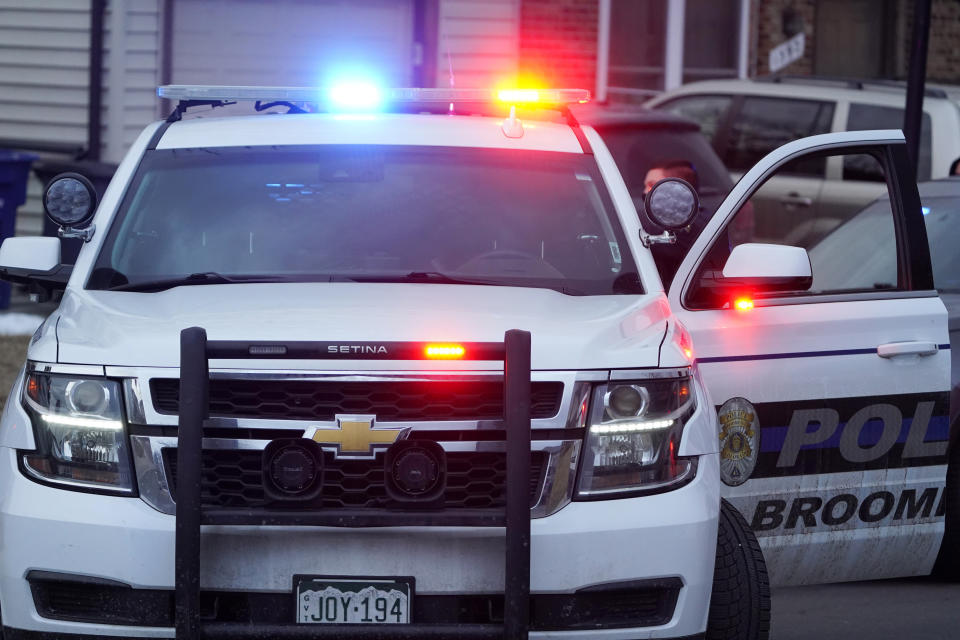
670;130;952;585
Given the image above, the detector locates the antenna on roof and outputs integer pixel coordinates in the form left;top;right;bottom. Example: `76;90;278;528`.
446;40;455;114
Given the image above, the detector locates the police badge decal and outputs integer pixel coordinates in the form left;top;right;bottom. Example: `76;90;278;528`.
718;397;760;486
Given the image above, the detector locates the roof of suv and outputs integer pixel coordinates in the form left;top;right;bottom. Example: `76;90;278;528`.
650;76;960;106
572;105;701;131
155;112;585;153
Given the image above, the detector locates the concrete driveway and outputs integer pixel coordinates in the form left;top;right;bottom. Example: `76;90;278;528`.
773;577;960;639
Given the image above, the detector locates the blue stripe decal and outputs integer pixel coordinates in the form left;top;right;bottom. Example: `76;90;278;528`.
698;343;950;364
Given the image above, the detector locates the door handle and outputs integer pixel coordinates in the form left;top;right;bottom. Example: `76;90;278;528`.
877;341;938;358
779;193;813;207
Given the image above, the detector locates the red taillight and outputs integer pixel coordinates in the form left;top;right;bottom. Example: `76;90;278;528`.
734;297;754;311
424;343;465;359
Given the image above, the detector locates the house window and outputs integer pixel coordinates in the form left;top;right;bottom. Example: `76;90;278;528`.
606;0;668;101
600;0;748;103
682;0;740;83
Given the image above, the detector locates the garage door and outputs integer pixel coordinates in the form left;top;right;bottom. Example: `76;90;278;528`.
172;0;415;88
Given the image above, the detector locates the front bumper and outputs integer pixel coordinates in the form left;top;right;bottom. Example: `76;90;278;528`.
0;446;719;638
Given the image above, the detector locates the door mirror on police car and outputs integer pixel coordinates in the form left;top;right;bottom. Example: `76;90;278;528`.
644;178;699;230
692;242;812;309
0;237;71;302
717;243;812;294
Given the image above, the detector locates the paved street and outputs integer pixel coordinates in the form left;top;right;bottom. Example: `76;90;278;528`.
773;577;960;639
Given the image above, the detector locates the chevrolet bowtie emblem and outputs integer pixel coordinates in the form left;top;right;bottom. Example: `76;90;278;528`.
308;415;404;458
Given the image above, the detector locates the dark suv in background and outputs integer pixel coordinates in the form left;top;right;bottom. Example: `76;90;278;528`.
575;107;740;288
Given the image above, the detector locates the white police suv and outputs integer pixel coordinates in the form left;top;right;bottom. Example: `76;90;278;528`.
0;83;946;639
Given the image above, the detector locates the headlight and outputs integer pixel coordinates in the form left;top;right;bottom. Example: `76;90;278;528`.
576;371;697;499
21;372;134;494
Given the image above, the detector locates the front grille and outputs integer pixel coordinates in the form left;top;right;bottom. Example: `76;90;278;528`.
150;378;563;422
165;449;547;510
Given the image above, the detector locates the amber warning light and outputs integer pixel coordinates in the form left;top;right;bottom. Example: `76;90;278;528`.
425;343;466;359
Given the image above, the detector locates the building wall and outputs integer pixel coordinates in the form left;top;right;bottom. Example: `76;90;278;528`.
518;0;597;90
752;0;817;76
895;0;960;83
437;0;520;88
102;0;163;161
0;0;161;237
752;0;960;82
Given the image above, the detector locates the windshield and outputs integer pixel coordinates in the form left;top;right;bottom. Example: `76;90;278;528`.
88;145;642;296
809;194;960;293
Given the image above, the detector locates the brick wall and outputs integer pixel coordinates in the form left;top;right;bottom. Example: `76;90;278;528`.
753;0;817;76
753;0;960;82
897;0;960;83
518;0;598;90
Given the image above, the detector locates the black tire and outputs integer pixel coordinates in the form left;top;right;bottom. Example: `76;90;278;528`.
706;498;771;640
934;427;960;579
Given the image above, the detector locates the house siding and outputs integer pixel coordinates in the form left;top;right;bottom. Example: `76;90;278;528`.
437;0;520;88
0;0;161;237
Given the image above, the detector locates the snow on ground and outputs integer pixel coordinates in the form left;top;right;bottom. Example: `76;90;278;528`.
0;313;44;336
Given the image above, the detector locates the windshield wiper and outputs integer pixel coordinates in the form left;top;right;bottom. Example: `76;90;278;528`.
108;272;286;292
346;272;587;295
344;271;508;287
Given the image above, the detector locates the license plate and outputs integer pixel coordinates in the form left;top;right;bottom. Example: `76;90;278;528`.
295;576;413;624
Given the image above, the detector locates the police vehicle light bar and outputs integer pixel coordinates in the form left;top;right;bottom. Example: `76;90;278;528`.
157;85;590;106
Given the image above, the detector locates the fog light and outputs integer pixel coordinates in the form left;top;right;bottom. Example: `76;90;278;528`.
384;440;446;505
262;439;324;501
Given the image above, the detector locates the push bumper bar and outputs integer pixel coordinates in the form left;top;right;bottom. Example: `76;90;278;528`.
174;328;533;639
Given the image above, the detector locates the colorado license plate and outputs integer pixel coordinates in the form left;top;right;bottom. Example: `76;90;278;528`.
295;576;413;624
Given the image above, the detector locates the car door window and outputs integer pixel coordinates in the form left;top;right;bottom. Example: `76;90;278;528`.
655;94;733;142
846;103;932;181
687;150;900;309
723;97;834;177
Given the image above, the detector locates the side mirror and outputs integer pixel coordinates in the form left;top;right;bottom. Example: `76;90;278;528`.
43;173;98;239
0;237;60;272
0;237;71;302
720;243;812;291
644;178;699;230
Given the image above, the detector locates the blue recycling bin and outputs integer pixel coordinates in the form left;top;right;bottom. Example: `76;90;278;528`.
0;151;38;309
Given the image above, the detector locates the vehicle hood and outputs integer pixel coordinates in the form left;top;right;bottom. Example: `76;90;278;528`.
53;283;673;371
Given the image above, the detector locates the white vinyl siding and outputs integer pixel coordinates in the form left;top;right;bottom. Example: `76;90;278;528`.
0;1;90;235
102;0;162;160
437;0;519;88
171;0;415;87
0;0;90;145
0;0;160;236
1;0;517;237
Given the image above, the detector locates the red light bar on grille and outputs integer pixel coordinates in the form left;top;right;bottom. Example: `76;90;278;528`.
425;343;466;359
205;340;505;361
